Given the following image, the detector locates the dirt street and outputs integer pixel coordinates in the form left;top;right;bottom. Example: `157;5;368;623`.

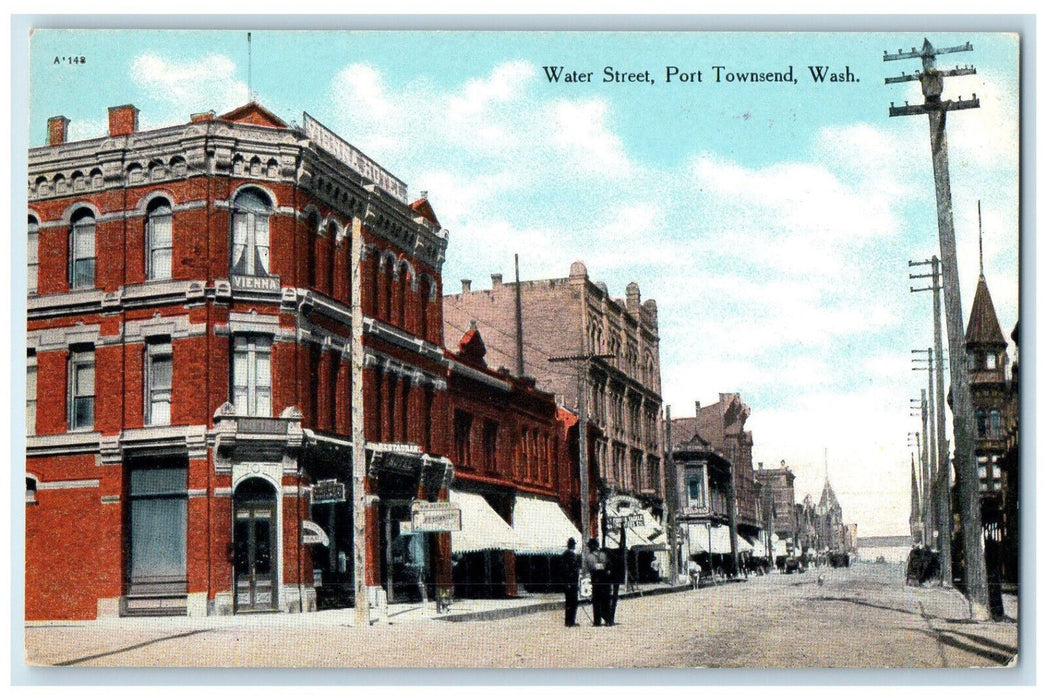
24;561;1018;670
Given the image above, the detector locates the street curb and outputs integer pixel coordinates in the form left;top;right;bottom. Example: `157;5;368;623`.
436;583;700;622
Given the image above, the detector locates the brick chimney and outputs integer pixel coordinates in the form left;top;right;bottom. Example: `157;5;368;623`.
491;273;503;288
190;111;215;123
461;279;471;293
47;116;70;146
108;104;139;137
695;400;701;417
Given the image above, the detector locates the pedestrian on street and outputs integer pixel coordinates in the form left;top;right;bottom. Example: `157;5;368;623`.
585;537;611;626
561;537;581;627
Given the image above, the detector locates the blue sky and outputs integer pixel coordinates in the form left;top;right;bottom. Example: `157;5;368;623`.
26;29;1021;536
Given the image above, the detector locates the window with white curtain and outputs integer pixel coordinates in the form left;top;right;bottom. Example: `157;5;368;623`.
68;348;94;430
232;335;272;416
69;210;95;289
146;200;173;280
231;190;271;277
28;217;39;294
26;353;37;436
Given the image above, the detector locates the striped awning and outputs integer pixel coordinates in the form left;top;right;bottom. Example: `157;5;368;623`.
511;495;583;555
449;490;529;554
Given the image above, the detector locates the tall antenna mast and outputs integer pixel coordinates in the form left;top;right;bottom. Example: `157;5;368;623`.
247;32;253;102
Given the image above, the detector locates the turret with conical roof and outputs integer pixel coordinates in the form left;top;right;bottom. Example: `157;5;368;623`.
965;274;1008;384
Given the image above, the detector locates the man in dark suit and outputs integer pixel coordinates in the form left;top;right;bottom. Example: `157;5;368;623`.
561;537;581;626
585;537;610;626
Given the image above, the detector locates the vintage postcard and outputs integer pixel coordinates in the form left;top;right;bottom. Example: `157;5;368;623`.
19;23;1022;673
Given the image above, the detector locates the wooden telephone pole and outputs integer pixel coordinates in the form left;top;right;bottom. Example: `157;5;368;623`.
910;257;951;585
886;38;988;617
549;352;614;544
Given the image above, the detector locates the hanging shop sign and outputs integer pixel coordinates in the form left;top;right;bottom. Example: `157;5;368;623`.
311;479;347;505
410;500;462;532
605;494;645;528
301;520;330;547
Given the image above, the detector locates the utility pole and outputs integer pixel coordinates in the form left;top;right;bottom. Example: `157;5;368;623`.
910;256;951;585
910;385;932;546
514;254;525;377
907;430;923;543
912;350;937;546
549;352;614;544
664;405;678;579
350;197;371;627
886;37;988;618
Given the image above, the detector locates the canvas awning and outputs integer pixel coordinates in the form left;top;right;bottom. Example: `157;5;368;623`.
449;490;529;554
512;495;583;555
734;531;754;554
604;507;667;551
745;535;768;558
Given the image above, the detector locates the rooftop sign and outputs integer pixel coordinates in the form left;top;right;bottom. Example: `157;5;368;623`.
302;112;409;204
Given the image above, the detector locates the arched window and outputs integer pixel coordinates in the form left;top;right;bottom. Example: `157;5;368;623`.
231;190;271;277
145;199;173;280
69;209;95;289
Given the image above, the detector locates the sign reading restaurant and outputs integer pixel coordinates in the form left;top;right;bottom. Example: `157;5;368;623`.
410;500;462;532
302;112;409;204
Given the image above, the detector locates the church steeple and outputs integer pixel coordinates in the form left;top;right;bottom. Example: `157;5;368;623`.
965;202;1008;385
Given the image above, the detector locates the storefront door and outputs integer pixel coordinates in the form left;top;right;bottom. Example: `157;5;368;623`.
233;478;277;612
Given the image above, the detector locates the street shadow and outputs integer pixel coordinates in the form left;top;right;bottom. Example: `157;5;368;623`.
53;628;212;667
916;628;1015;666
813;595;913;617
946;629;1018;656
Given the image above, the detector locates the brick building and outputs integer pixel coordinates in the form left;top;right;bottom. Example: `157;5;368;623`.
444;325;591;598
25;101;457;619
670;395;762;561
755;460;797;546
443;262;666;534
26;101;596;620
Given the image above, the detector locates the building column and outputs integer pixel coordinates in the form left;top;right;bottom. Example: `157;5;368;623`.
336;351;351;435
317;347;333;431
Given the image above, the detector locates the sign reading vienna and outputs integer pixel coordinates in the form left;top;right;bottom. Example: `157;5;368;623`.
311;479;346;505
410;501;462;532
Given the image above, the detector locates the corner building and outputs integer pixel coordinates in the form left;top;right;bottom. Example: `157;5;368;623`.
26;103;451;619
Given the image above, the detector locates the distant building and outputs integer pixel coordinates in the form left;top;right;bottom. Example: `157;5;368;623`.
816;479;845;552
443;262;665;532
671;395;762;550
755;461;797;547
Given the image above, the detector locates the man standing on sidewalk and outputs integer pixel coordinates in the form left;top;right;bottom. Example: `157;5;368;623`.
586;538;611;626
561;538;581;627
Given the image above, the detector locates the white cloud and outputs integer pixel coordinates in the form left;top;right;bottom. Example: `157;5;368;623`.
130;52;247;123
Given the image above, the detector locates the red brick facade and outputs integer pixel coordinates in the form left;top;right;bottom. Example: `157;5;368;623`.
26;102;593;619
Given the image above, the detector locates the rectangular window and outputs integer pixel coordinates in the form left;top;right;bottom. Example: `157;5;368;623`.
68;349;94;430
128;463;188;592
453;410;473;466
145;343;173;426
232;336;272;416
482;420;498;471
147;208;173;280
26;354;37;436
28;223;39;294
70;218;95;289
